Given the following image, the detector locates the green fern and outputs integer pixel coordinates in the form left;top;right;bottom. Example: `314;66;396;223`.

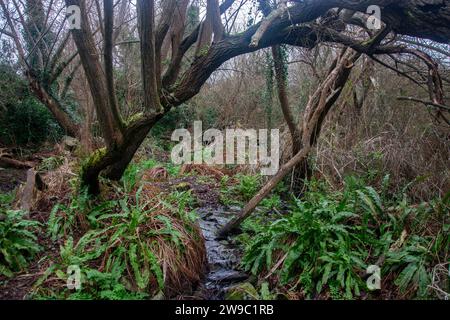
36;185;176;299
0;210;41;276
386;236;433;297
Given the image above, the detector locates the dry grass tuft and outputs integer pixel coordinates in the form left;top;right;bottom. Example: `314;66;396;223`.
34;156;76;215
118;182;208;296
180;164;225;180
316;103;450;201
279;90;449;201
31;158;207;298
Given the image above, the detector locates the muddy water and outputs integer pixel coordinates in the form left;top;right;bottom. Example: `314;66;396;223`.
196;206;249;299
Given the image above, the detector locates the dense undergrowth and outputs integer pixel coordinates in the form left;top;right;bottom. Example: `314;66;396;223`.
0;64;63;146
0;202;41;278
0;156;448;300
234;176;449;300
1;159;206;300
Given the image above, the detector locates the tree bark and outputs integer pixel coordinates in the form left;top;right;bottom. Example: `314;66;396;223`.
28;76;80;138
137;0;161;113
0;157;33;169
65;0;124;147
80;114;162;194
272;45;302;155
272;44;310;190
208;0;225;42
103;0;121;127
155;0;177;91
195;13;213;57
18;169;37;215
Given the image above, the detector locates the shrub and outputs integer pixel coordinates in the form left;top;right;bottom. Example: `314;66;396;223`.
220;174;262;205
0;64;63;146
37;183;205;299
240;176;448;299
0;210;41;277
242;184;370;299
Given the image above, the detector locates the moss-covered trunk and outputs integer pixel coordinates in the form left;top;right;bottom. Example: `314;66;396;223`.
80;116;161;194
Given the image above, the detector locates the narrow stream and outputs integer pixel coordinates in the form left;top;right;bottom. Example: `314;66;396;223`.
196;206;249;299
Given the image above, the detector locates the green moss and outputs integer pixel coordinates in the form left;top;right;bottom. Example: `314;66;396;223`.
174;182;191;192
197;45;210;57
78;148;109;193
81;147;107;172
125;112;144;126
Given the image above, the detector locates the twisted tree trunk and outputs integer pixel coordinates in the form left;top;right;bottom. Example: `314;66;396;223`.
56;0;449;195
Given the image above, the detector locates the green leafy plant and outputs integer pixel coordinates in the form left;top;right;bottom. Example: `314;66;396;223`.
39;202;165;298
236;174;261;201
36;184;203;299
0;210;41;277
164;190;198;223
226;282;276;300
386;236;432;297
47;189;91;240
260;194;282;210
220;174;262;205
242;190;369;298
0;191;15;210
241;176;447;299
38;156;64;172
122;159;159;191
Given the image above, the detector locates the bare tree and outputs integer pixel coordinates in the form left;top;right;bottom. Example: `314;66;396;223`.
219;48;362;238
1;0;449;195
0;0;80;137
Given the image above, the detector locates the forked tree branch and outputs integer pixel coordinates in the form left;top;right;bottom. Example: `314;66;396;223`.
65;0;123;145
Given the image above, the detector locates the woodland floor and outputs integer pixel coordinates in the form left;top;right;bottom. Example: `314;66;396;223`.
0;163;248;300
0;149;447;300
0;168;27;193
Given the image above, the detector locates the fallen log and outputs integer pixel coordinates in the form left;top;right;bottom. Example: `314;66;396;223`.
218;48;361;238
217;144;312;239
0;156;33;169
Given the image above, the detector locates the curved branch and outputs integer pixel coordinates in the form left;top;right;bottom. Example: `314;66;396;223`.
250;0;287;47
397;97;450;112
